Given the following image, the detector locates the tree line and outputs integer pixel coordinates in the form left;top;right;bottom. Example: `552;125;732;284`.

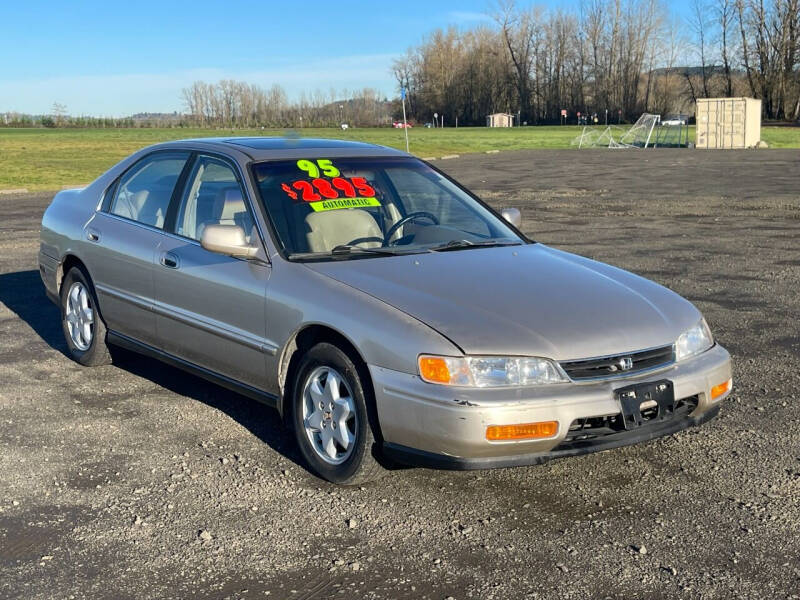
180;81;392;128
0;114;187;128
1;103;184;128
393;0;800;125
2;87;394;130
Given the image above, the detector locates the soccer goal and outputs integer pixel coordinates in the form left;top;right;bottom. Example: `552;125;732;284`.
572;113;661;149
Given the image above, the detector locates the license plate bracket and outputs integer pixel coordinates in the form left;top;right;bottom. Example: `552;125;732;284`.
615;379;675;430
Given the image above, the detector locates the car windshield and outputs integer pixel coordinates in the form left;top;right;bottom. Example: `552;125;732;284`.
251;156;523;259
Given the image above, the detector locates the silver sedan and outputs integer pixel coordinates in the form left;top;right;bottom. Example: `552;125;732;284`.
39;138;732;484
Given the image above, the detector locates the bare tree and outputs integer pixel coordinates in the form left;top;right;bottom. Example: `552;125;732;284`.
51;102;68;126
734;0;800;119
495;1;539;122
688;0;713;98
717;0;735;96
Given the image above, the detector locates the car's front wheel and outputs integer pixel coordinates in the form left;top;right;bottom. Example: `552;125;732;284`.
291;342;384;484
60;266;112;366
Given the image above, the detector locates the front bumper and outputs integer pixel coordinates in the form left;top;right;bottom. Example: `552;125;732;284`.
370;343;731;469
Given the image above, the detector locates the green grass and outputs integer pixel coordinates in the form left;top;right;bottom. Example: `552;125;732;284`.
756;126;800;148
1;125;798;190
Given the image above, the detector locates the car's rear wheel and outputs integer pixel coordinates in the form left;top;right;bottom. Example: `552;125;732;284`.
291;342;384;484
60;266;112;366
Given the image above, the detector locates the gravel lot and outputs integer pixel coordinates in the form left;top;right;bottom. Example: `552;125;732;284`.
1;149;798;599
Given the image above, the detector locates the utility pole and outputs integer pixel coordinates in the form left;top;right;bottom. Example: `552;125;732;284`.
400;88;409;153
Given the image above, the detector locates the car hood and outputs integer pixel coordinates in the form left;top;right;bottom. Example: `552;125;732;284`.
304;244;701;360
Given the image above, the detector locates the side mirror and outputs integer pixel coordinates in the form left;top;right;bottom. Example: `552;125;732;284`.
500;207;522;229
200;224;258;259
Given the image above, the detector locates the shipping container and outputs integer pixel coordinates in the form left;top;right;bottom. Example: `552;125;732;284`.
695;97;762;149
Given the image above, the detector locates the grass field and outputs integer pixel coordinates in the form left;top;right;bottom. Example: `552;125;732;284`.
1;124;798;191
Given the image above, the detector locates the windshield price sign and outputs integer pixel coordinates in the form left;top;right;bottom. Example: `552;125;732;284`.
281;159;376;203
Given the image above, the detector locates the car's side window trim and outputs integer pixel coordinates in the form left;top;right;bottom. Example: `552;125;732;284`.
246;162;292;260
162;152;198;233
100;179;119;212
103;210;202;244
102;149;192;229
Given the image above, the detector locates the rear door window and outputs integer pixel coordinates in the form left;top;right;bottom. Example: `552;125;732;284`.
109;152;189;228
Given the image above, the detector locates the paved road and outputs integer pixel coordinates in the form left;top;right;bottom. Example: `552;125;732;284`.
1;149;798;599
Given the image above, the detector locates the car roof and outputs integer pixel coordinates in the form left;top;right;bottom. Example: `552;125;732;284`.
152;137;410;161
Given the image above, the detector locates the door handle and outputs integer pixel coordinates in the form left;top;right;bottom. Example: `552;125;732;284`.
160;252;179;269
86;228;101;242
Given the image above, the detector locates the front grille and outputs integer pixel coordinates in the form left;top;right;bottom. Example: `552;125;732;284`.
559;344;674;381
561;395;699;445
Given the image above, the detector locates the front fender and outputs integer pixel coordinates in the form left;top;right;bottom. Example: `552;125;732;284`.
265;260;461;393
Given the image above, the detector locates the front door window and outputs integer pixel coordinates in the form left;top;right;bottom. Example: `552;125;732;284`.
175;156;255;242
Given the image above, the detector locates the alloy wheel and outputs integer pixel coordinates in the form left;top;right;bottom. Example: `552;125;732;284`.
65;281;94;351
301;366;358;465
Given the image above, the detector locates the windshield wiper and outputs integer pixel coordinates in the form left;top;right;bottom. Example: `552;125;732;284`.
287;245;425;261
429;239;522;252
329;245;403;256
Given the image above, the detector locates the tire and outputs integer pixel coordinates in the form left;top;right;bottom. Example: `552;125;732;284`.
291;343;384;485
60;266;112;366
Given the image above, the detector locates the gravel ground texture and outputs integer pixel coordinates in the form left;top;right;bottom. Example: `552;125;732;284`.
0;148;798;600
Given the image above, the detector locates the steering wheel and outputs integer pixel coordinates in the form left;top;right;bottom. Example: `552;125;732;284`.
383;212;439;246
344;236;385;247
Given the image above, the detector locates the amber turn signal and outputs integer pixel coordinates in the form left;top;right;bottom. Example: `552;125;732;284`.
486;421;559;441
418;356;452;384
711;378;732;400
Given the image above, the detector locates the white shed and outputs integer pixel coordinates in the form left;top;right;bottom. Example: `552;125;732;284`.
486;113;514;127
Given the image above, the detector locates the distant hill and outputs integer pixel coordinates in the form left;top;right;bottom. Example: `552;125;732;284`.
650;65;745;77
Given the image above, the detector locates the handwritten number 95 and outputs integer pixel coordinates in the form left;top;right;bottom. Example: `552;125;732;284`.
297;159;340;178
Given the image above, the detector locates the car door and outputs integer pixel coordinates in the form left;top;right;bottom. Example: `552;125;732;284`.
86;151;190;346
153;153;271;390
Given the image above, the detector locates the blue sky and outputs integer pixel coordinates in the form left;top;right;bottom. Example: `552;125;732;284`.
0;0;686;116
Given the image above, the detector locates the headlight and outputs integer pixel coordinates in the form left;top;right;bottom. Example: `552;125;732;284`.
418;355;568;387
675;319;714;361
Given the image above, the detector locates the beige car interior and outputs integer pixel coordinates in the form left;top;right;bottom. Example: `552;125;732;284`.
190;187;254;242
300;169;407;253
113;188;170;228
260;167;425;254
214;188;248;228
177;160;255;243
304;209;384;252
